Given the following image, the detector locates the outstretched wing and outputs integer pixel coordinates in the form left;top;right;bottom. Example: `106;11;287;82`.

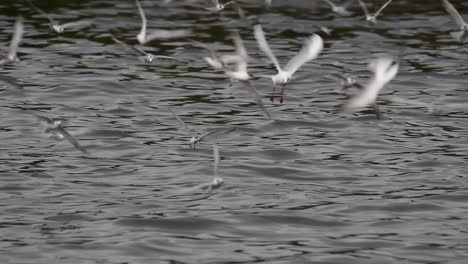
254;24;282;73
8;16;23;61
56;126;88;154
61;19;93;30
358;0;370;17
284;34;323;75
135;0;147;44
145;29;192;43
112;37;147;56
169;106;194;134
442;0;467;29
374;0;393;18
240;80;272;120
27;0;57;24
198;127;236;142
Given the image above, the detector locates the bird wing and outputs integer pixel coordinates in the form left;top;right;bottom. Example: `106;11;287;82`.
346;78;382;109
112;37;147;56
169;106;194;134
145;29;191;42
374;0;393;18
8;16;23;61
231;31;249;60
358;0;370;17
198;127;236;142
254;24;282;73
61;19;93;29
284;34;323;75
322;0;337;9
442;0;467;29
27;0;57;24
213;143;220;177
56;126;88;154
240;80;272;120
136;0;147;43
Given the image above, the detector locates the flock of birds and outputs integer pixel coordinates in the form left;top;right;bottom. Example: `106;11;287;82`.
1;0;467;189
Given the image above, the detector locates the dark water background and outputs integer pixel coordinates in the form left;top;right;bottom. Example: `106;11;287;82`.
1;0;468;263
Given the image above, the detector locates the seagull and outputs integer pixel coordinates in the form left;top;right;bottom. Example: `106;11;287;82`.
358;0;393;24
112;37;180;64
253;24;323;103
193;35;272;119
209;143;224;190
321;0;355;16
0;16;23;65
33;114;89;154
28;1;93;33
345;57;399;118
441;0;468;42
205;0;235;13
169;107;236;150
331;73;363;90
135;0;191;44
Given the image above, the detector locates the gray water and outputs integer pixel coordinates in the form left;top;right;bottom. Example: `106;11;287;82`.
1;0;468;263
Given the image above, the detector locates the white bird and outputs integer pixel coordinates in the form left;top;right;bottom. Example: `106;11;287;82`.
193;35;272;119
28;1;93;33
33;114;89;154
0;16;23;65
254;24;323;103
358;0;393;24
169;107;236;150
205;0;235;13
265;0;272;8
441;0;468;42
346;57;399;118
136;0;191;44
112;37;180;64
322;0;355;16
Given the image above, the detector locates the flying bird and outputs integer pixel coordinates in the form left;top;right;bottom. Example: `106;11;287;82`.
112;37;180;64
34;114;89;154
205;0;235;13
169;107;235;150
345;57;399;118
254;24;323;103
28;1;93;33
358;0;393;24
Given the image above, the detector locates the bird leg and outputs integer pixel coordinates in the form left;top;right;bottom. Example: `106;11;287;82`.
280;83;286;103
270;84;277;102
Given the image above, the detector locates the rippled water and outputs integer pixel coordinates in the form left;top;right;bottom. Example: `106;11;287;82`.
1;0;468;263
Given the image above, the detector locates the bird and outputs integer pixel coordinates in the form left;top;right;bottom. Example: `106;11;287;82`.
135;0;191;44
0;16;23;65
28;1;93;33
441;0;468;42
331;73;363;90
111;37;180;64
204;0;235;13
193;35;272;119
345;57;399;118
169;107;236;150
321;0;355;16
253;24;323;103
358;0;393;24
33;114;89;154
